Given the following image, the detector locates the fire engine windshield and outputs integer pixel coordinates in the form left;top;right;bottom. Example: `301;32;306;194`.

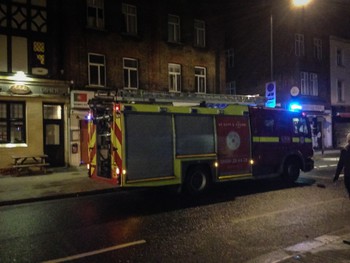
293;117;309;136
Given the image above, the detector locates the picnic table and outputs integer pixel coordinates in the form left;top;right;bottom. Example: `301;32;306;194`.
12;154;50;175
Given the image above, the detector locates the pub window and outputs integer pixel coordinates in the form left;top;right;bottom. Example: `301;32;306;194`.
0;101;26;144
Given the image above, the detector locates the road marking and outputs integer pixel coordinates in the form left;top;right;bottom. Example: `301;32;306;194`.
42;239;146;263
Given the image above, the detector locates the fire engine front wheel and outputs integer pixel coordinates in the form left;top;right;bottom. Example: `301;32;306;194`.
282;159;300;184
185;166;210;195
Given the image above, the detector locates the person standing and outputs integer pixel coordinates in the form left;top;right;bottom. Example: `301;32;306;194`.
333;133;350;198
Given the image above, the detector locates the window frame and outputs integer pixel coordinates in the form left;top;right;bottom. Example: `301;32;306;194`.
0;101;26;144
122;3;137;35
168;63;181;92
300;71;318;96
194;19;205;47
123;57;139;89
195;66;206;94
336;48;343;66
168;14;181;43
337;79;344;103
87;0;104;29
88;53;106;87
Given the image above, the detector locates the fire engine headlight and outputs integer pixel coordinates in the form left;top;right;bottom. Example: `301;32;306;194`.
250;159;254;165
214;162;219;168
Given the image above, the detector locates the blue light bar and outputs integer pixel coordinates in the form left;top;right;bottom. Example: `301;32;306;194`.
289;103;302;111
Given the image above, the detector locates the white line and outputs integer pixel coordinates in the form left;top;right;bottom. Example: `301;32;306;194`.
42;240;146;263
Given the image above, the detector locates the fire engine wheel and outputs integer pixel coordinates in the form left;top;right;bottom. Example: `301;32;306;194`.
282;159;300;184
185;166;210;195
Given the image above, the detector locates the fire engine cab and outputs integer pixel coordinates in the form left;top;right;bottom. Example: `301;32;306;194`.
87;90;314;194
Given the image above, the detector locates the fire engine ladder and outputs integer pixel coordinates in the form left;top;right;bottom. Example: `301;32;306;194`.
114;90;266;106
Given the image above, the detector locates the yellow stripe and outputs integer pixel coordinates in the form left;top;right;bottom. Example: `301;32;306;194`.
292;137;300;143
253;136;279;142
219;173;252;180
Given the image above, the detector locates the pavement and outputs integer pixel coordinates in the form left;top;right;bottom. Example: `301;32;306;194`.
1;149;350;262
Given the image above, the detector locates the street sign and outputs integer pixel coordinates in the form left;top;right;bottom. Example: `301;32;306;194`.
265;81;276;108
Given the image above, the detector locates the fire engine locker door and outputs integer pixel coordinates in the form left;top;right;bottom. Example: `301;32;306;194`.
43;104;65;167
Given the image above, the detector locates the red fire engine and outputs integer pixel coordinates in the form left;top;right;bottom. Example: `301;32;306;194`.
87;91;314;194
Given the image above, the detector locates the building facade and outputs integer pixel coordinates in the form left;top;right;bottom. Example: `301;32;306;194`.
0;0;69;169
330;36;350;148
59;0;224;166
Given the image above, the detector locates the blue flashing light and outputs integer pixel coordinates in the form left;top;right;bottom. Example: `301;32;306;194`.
289;103;302;112
86;113;92;120
206;103;228;109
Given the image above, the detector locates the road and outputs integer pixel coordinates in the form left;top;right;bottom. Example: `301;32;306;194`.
0;157;349;263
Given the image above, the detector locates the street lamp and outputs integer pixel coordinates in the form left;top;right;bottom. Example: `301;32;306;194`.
270;0;312;81
292;0;312;7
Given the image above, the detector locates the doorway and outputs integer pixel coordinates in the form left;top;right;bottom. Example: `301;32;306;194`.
43;104;65;167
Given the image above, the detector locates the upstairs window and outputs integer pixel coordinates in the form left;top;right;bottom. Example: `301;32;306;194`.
87;0;104;29
295;34;305;57
226;49;234;68
123;58;138;89
122;3;137;35
226;81;236;95
337;80;344;102
0;101;26;144
168;63;181;92
194;20;205;47
88;53;105;87
168;15;180;43
300;71;318;96
313;38;322;61
195;66;206;94
336;48;343;66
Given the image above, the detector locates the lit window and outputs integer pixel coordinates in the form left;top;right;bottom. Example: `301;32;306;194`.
313;38;322;61
0;102;25;144
300;71;318;96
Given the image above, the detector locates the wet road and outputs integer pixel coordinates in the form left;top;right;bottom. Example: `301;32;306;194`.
0;159;349;262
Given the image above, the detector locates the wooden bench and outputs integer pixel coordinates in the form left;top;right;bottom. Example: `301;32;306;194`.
12;155;50;175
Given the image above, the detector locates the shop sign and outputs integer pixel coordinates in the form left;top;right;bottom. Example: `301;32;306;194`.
301;104;324;112
9;84;32;95
71;91;94;109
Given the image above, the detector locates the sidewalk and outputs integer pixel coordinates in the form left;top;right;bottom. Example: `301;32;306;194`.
0;166;116;206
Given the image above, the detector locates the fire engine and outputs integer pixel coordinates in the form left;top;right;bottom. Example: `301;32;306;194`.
87;90;314;194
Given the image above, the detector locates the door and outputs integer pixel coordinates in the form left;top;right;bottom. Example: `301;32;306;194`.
43;104;65;167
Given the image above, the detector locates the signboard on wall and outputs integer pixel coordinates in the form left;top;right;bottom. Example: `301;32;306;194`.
71;90;94;109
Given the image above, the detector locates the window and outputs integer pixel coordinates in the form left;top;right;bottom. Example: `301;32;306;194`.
226;49;234;68
12;36;28;73
195;67;206;93
168;63;181;92
337;80;344;102
168;15;180;43
32;41;46;70
87;0;104;29
194;20;205;47
293;117;309;136
0;35;8;72
123;58;138;89
336;48;343;66
295;34;305;57
300;71;318;96
88;53;105;86
0;101;25;144
313;38;322;61
122;4;137;35
226;81;236;95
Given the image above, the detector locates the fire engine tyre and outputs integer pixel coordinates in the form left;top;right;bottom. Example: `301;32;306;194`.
282;159;300;184
185;166;210;195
